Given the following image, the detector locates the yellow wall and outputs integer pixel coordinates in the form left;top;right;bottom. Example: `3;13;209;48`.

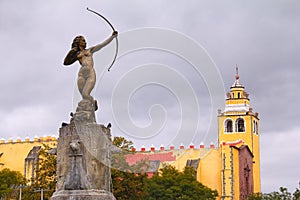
252;128;261;193
0;137;56;174
198;149;222;198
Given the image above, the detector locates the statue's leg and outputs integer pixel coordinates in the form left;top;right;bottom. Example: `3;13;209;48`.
82;77;96;102
77;76;85;98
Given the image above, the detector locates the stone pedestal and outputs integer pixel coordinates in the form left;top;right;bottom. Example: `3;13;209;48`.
51;190;115;200
51;115;115;200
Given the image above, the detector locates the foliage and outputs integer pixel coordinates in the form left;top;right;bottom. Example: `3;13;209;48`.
248;192;263;200
111;136;149;199
112;136;149;173
248;186;300;200
0;168;26;199
112;136;134;152
293;187;300;200
22;144;57;200
112;169;148;200
145;165;218;200
35;144;56;191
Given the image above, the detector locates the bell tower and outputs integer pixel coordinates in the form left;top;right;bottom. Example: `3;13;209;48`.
218;66;261;197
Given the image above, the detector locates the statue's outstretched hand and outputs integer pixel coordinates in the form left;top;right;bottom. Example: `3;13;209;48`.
112;31;118;37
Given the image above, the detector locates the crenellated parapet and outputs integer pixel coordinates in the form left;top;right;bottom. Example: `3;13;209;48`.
0;135;57;144
131;142;217;153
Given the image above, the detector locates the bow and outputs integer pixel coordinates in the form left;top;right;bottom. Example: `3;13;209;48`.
87;7;118;71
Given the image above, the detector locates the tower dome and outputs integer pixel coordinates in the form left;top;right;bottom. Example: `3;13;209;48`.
225;66;250;113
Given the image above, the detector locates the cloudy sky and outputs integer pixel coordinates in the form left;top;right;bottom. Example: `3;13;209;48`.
1;0;299;193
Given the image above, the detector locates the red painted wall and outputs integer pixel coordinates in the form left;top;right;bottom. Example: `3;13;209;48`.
125;152;176;165
238;146;254;200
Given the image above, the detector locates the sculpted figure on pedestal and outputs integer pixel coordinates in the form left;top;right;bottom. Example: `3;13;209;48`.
63;31;118;110
63;31;117;123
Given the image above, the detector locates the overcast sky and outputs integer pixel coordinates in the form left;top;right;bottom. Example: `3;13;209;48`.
1;0;299;194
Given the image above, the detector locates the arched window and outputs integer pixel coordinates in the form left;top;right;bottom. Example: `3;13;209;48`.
225;119;233;133
253;120;258;134
255;121;258;134
236;118;245;132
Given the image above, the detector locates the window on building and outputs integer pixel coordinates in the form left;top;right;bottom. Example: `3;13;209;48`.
238;92;240;98
225;119;233;132
253;120;259;134
256;121;258;134
236;118;245;132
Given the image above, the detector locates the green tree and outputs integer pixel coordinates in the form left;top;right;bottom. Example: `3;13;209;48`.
112;136;134;152
112;168;148;200
146;165;218;200
111;136;149;199
35;144;56;190
22;144;56;200
248;185;300;200
248;192;263;200
266;187;292;200
293;186;300;200
0;168;26;199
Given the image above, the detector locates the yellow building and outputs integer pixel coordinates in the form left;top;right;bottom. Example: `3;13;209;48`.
0;136;56;181
0;68;260;200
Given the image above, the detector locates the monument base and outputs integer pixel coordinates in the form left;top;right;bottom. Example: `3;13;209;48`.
51;190;116;200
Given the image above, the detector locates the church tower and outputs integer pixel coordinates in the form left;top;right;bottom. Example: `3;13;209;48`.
218;67;260;199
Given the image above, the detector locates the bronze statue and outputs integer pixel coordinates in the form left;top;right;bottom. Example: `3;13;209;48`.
64;32;118;104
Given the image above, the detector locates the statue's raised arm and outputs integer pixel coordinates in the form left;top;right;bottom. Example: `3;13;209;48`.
90;31;118;53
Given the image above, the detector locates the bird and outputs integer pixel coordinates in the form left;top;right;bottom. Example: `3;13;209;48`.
107;123;112;129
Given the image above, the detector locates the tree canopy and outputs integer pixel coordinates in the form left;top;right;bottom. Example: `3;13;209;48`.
146;165;218;200
248;186;300;200
22;144;56;200
111;136;149;199
0;168;26;199
112;136;134;152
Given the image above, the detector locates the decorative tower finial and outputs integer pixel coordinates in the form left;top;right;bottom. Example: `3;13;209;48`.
235;64;239;80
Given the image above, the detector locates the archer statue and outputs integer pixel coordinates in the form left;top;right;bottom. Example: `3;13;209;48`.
64;32;118;107
63;8;118;124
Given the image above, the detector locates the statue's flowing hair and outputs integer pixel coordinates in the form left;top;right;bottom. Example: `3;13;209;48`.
63;36;85;65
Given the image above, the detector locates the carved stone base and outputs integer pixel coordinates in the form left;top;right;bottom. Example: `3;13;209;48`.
52;119;114;199
51;190;116;200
